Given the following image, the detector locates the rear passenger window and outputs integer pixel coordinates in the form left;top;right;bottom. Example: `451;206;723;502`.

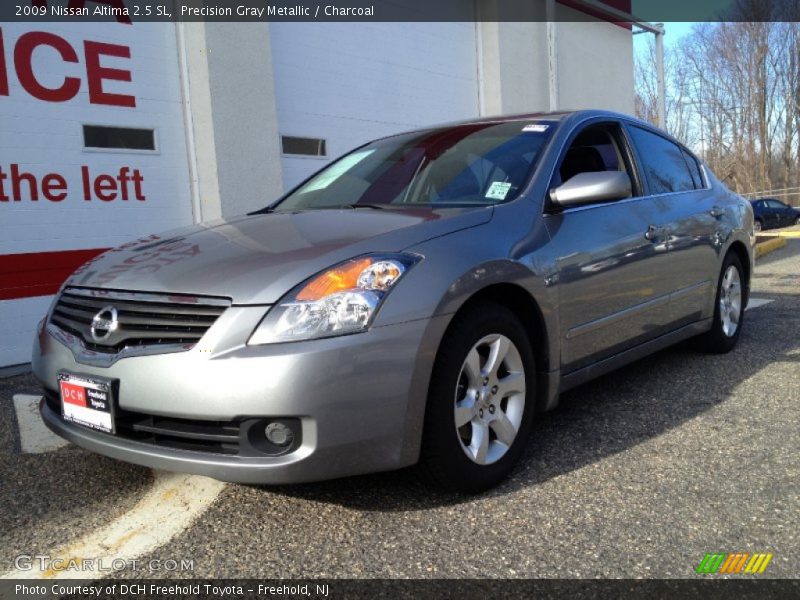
628;126;695;194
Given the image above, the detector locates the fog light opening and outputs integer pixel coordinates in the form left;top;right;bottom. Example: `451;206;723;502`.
264;422;294;447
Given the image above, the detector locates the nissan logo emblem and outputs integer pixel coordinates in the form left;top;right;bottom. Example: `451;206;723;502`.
90;306;119;342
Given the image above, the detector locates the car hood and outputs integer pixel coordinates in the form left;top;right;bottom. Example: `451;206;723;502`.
66;207;492;304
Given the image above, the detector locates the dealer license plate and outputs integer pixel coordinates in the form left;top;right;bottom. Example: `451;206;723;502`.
58;372;115;434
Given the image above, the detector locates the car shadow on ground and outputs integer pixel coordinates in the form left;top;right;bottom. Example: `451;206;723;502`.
262;284;800;511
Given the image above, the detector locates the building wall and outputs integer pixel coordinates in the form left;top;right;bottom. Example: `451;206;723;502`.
0;22;195;366
479;18;635;117
269;21;481;190
478;21;550;115
555;15;636;113
180;23;284;220
204;23;284;215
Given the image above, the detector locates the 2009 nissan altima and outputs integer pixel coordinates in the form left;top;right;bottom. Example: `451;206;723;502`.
32;110;754;492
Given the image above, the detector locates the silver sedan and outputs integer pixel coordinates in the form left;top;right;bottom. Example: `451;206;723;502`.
33;110;754;492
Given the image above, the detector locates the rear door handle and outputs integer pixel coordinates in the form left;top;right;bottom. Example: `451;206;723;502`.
709;206;724;218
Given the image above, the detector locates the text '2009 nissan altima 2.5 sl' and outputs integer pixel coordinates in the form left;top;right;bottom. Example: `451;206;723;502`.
33;110;755;493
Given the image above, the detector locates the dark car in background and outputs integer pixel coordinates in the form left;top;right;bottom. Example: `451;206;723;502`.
750;198;800;231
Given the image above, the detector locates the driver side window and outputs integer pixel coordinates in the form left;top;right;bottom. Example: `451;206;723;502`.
552;123;633;192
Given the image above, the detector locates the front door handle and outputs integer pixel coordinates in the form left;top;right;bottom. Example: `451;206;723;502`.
709;206;724;218
644;224;665;241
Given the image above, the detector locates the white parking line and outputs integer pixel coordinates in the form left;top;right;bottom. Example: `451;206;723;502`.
1;471;225;580
746;297;774;311
12;394;69;454
10;394;226;578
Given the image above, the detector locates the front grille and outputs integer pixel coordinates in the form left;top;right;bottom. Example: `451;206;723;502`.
50;287;229;353
116;412;241;455
43;391;301;457
44;390;240;454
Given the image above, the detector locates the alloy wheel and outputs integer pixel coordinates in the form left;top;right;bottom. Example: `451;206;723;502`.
719;265;742;337
453;334;526;465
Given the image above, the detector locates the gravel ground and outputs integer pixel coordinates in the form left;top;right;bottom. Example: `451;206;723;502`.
3;240;798;580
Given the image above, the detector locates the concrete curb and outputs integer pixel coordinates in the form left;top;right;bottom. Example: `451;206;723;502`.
0;363;31;379
755;236;788;258
756;231;800;238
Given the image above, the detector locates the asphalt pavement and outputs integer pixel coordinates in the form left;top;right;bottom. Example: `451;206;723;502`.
0;375;152;566
2;239;798;580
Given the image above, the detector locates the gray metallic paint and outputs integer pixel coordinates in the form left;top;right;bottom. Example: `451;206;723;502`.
65;208;494;308
550;171;632;206
32;110;754;484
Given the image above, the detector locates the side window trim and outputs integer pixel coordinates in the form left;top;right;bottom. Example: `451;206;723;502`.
614;122;646;198
620;120;652;196
693;153;708;189
680;146;709;190
679;148;700;189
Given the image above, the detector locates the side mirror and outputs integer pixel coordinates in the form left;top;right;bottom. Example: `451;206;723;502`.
550;171;632;208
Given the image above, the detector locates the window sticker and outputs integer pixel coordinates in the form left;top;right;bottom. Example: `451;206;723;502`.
485;181;512;200
522;123;549;133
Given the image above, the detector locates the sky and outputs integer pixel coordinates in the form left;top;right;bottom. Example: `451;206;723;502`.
630;0;735;53
633;21;698;60
660;22;695;46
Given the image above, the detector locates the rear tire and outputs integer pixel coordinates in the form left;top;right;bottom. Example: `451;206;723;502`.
419;303;536;493
754;219;763;232
700;253;745;354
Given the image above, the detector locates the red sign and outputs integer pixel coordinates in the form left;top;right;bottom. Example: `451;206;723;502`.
60;381;87;407
0;28;135;107
0;164;146;202
0;248;110;301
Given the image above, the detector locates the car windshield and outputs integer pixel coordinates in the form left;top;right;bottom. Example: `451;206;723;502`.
272;121;555;211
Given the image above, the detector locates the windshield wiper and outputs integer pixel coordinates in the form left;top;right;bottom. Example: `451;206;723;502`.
248;206;275;215
342;203;390;210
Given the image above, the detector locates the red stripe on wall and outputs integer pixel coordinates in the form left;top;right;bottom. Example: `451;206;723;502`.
0;248;109;301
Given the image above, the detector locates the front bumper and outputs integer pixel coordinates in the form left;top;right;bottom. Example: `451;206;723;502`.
33;314;448;484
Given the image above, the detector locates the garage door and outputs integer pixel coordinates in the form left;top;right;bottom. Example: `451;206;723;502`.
0;22;194;367
270;17;481;190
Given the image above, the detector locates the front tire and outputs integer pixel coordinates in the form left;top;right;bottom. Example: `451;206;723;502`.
419;303;536;493
700;253;745;354
754;219;763;232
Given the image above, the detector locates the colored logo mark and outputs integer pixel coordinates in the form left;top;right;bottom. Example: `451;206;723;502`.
696;552;773;574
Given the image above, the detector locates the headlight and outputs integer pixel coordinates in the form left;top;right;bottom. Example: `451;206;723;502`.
248;253;420;344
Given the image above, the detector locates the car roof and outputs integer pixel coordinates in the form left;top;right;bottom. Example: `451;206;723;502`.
373;109;680;146
435;109;670;129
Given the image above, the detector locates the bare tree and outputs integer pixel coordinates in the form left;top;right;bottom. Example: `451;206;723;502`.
634;1;800;205
635;37;695;146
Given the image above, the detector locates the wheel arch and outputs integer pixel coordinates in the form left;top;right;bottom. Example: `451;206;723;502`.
436;282;555;413
726;239;752;306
